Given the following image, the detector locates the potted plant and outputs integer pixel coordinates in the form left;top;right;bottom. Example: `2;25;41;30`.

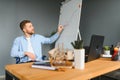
71;33;85;70
104;46;110;55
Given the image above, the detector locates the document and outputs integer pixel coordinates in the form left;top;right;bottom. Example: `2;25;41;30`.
32;61;56;70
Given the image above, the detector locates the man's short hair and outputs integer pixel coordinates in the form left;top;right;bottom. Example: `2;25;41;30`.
20;20;31;31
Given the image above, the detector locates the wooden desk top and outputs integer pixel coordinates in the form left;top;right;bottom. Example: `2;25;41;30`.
5;58;120;80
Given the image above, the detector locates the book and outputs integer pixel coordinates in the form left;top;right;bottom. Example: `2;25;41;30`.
31;61;56;70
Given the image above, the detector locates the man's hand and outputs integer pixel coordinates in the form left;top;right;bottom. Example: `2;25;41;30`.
24;52;36;60
57;25;64;34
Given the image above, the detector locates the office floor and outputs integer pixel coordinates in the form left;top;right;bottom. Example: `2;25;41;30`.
102;69;120;80
1;76;118;80
93;69;120;80
2;70;120;80
0;76;5;80
1;77;117;80
0;78;4;80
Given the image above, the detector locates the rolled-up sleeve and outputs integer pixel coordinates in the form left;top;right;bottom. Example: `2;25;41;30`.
42;33;59;44
11;38;25;58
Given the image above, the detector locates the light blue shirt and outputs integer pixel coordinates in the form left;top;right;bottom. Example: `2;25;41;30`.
11;33;59;62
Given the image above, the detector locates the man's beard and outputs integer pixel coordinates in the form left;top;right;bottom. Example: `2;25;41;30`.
29;32;34;35
28;32;34;35
27;30;35;35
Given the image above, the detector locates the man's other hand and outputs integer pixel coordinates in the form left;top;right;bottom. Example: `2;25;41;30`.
24;52;36;60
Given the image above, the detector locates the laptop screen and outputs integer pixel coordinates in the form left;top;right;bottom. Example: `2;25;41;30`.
87;35;104;62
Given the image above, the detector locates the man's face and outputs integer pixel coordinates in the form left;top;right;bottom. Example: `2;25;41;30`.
23;22;35;35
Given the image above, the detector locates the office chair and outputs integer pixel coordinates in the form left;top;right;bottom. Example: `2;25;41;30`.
15;57;20;64
15;55;47;64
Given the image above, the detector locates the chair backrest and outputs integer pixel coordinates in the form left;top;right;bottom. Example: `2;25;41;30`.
15;55;47;64
15;57;20;64
87;34;104;62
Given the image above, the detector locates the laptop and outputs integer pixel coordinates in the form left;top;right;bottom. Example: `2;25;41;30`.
86;35;104;62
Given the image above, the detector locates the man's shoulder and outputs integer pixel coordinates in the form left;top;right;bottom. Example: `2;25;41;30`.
14;34;45;40
14;36;24;41
33;34;44;38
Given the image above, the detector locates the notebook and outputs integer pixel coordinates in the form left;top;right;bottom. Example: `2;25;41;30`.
32;61;56;70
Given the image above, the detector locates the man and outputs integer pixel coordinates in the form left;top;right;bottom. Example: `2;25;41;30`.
11;20;63;63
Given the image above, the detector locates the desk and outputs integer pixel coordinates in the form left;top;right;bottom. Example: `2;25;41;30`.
5;58;120;80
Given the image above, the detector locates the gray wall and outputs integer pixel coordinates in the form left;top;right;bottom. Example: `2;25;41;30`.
0;0;61;75
80;0;120;46
0;0;19;76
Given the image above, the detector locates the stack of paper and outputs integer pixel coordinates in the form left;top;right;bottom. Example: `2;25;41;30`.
32;62;56;70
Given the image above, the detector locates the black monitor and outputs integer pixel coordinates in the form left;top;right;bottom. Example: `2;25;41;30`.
87;35;104;62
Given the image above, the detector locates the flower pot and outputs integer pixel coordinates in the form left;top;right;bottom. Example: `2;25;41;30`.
104;50;110;55
74;48;85;70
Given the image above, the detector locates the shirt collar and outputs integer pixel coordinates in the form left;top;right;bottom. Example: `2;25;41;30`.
23;34;35;39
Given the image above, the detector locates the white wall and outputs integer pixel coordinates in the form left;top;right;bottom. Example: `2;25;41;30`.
0;0;61;75
56;0;82;49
